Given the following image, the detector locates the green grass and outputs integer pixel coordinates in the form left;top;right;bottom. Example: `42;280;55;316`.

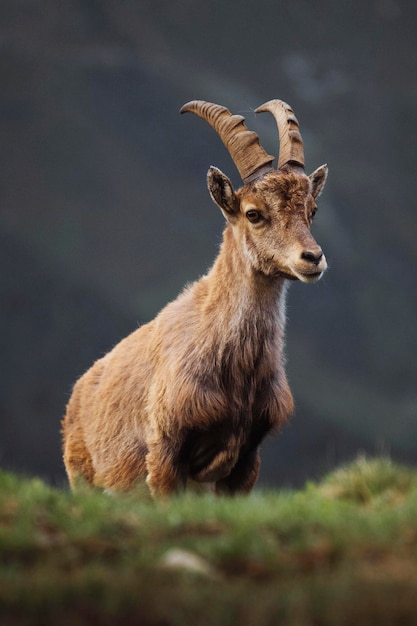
2;458;417;625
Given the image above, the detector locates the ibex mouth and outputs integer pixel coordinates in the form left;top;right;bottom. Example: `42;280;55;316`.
293;269;325;283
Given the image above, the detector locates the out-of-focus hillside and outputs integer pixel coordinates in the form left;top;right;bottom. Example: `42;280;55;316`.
1;1;416;485
2;459;417;625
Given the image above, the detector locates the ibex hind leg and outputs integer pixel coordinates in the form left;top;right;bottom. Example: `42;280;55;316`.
62;416;95;489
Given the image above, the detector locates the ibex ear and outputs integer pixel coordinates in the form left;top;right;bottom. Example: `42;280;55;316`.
207;166;239;218
309;164;328;199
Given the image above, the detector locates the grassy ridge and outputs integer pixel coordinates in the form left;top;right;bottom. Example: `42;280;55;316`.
1;458;417;625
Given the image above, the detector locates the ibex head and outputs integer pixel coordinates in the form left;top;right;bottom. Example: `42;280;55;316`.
180;99;328;283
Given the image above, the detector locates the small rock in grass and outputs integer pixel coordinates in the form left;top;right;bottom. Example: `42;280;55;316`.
159;548;220;579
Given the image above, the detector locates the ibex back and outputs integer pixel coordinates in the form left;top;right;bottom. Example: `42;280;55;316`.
62;99;328;498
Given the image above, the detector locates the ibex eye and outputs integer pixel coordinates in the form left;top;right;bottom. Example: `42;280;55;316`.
246;210;262;223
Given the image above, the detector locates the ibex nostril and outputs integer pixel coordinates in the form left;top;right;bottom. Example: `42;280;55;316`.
301;250;323;265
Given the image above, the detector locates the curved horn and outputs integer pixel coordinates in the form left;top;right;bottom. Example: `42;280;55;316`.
255;100;305;171
180;100;274;183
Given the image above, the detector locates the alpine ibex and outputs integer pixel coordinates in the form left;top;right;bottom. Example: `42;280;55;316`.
62;99;328;497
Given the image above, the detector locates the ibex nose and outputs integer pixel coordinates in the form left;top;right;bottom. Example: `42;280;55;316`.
301;248;323;265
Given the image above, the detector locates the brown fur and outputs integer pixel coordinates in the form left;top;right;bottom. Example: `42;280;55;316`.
62;163;328;498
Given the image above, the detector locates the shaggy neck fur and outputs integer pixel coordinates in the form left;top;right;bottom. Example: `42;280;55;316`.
196;224;288;379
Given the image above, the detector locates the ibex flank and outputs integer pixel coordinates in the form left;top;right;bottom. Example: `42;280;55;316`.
62;99;328;498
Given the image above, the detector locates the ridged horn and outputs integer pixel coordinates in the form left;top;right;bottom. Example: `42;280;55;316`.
180;100;274;183
255;100;305;171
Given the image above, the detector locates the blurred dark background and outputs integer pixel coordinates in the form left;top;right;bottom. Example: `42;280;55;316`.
1;0;416;488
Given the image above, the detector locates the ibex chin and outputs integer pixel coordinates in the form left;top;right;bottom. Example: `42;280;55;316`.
62;99;328;498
